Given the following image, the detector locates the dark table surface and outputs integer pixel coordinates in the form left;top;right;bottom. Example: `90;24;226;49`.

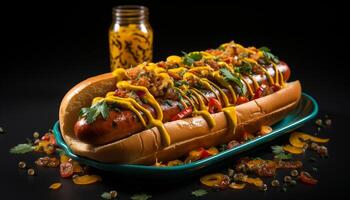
1;1;348;199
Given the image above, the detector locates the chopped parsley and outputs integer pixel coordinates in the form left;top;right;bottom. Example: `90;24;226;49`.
219;68;243;89
182;51;202;66
79;101;110;124
235;61;253;75
131;193;152;200
164;99;173;107
10;143;35;154
192;189;208;197
271;145;292;160
259;46;280;63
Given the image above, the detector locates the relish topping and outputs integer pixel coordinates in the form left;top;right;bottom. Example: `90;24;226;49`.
83;41;284;146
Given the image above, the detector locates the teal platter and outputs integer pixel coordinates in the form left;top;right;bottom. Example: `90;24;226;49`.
53;93;318;178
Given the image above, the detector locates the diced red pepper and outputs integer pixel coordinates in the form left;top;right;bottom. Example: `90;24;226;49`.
41;134;50;141
298;171;318;185
253;84;267;99
171;107;193;121
114;89;127;97
199;148;211;159
48;134;57;146
236;96;249;105
208;98;222;114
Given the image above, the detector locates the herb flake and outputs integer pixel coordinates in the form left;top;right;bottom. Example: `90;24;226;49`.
192;189;208;197
271;145;292;160
79;101;110;124
259;46;279;63
219;68;243;89
131;193;152;200
235;61;253;75
101;192;112;200
10;143;35;154
182;51;202;66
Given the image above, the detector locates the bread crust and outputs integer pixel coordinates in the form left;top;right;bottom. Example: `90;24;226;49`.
59;73;301;165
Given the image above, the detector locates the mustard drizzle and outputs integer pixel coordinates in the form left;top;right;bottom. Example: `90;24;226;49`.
90;42;285;146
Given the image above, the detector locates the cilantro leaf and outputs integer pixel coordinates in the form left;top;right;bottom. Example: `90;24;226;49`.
182;51;202;66
271;145;284;154
218;45;226;51
98;101;109;119
259;46;270;52
235;62;252;75
10;143;35;154
100;192;112;200
259;46;279;63
131;193;152;200
274;153;293;160
188;52;203;61
219;68;243;89
192;189;208;197
80;101;110;124
271;145;293;160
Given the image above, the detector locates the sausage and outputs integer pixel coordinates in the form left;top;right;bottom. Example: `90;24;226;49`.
74;62;291;145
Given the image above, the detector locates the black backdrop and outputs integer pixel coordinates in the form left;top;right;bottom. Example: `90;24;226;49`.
1;1;348;199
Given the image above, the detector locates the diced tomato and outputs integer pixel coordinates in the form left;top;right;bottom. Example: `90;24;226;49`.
41;134;50;141
114;89;127;97
236;96;249;105
253;84;267;99
298;171;318;185
171;107;193;121
48;134;56;146
199;148;211;159
208;98;222;114
60;162;74;178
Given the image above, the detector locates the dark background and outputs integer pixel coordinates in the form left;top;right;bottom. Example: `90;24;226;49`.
1;1;348;199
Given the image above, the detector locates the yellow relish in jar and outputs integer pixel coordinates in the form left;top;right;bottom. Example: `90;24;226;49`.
109;5;153;70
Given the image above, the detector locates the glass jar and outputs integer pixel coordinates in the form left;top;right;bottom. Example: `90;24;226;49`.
109;5;153;71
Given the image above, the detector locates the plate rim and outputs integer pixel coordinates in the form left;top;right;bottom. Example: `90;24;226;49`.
53;93;318;171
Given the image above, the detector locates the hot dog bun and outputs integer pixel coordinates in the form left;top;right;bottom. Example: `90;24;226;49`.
59;73;301;165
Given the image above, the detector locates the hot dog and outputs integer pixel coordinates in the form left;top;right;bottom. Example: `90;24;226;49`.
59;41;301;164
74;62;291;145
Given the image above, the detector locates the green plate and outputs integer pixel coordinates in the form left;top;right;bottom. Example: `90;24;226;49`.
53;93;318;178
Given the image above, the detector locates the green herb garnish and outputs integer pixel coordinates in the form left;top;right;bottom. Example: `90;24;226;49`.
182;51;202;66
271;145;292;160
100;192;112;200
10;143;35;154
191;189;208;197
235;61;253;75
259;46;279;63
164;99;173;107
79;101;109;124
177;102;185;111
219;68;243;89
131;193;152;200
218;45;225;51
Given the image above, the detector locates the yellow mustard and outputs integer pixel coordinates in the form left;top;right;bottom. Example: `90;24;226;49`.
90;41;286;147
